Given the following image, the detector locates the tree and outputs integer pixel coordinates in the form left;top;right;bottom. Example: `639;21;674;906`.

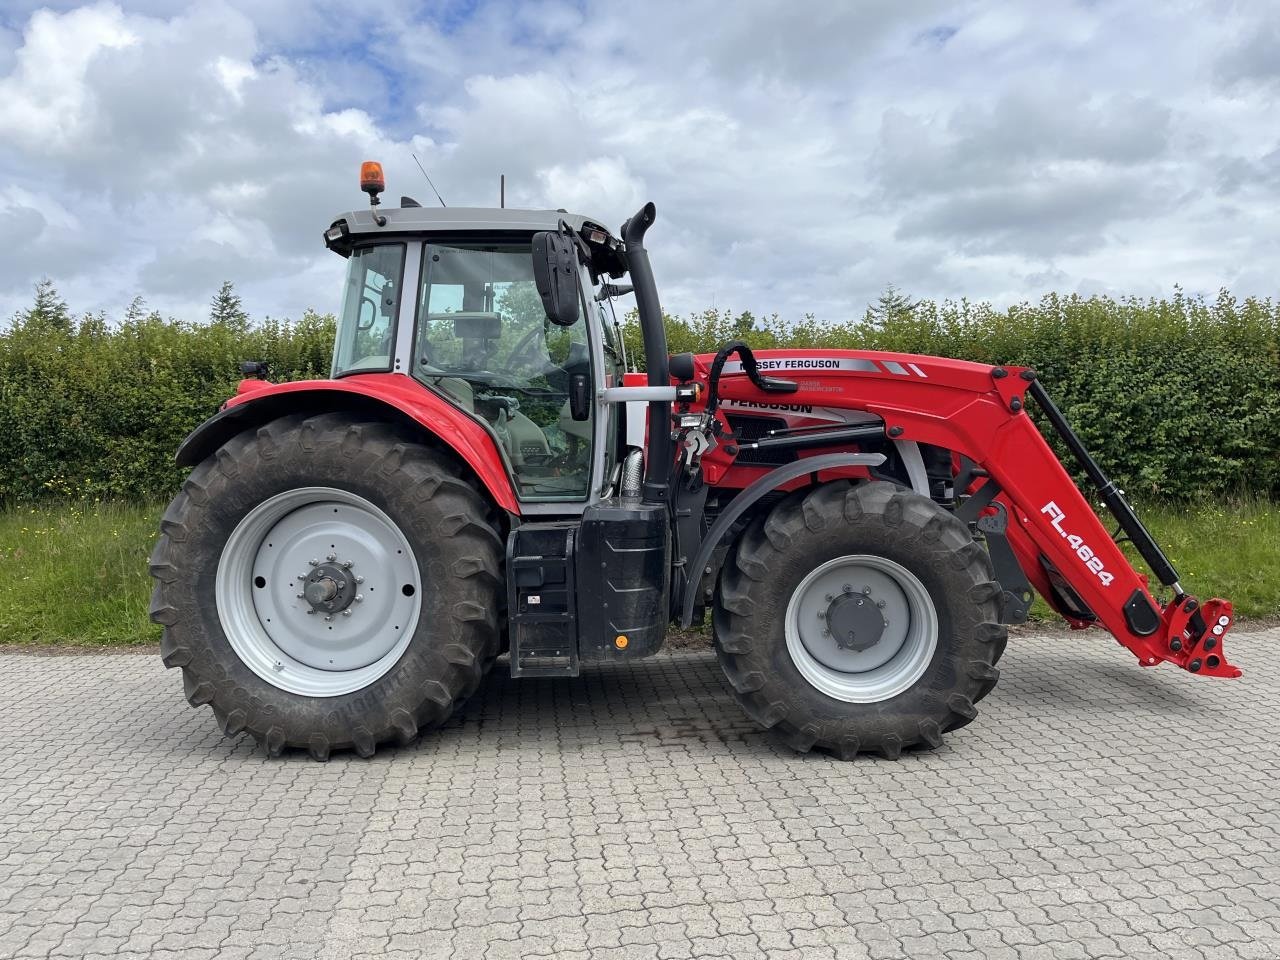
124;295;149;324
868;284;917;327
209;280;248;328
19;278;72;332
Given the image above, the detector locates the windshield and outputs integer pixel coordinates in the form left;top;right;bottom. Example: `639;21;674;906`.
414;242;593;501
332;244;404;376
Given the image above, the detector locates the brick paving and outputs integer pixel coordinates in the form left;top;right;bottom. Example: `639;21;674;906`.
1;627;1277;959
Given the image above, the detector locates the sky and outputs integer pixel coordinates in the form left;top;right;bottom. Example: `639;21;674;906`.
0;0;1277;325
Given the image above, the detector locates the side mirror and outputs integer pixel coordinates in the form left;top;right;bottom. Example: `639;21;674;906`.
569;372;591;422
379;281;396;319
532;230;580;327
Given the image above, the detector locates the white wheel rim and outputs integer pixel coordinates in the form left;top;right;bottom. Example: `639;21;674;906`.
784;554;938;703
215;487;421;697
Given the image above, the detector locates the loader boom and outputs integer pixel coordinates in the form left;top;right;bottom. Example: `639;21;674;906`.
680;348;1238;678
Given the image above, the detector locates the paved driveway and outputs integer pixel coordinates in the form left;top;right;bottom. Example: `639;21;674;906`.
1;627;1277;960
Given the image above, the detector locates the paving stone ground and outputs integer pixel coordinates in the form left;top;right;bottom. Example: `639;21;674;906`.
1;627;1277;960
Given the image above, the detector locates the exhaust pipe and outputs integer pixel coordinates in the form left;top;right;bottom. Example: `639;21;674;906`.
620;202;671;504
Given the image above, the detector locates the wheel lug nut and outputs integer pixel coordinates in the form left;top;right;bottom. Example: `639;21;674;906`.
355;594;364;603
327;554;336;562
342;609;352;617
877;600;886;608
309;559;318;566
817;610;826;619
305;609;314;615
356;576;364;584
296;593;305;599
842;583;853;594
324;615;333;622
862;586;872;595
824;594;834;602
343;560;353;568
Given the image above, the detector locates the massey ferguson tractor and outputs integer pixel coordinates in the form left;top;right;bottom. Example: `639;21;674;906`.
149;162;1239;760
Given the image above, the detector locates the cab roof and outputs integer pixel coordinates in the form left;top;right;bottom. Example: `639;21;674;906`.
324;204;627;278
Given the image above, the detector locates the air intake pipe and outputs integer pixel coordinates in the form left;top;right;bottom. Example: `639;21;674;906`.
620;202;671;504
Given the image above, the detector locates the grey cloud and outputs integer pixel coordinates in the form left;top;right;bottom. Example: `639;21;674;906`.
874;92;1172;200
1214;17;1280;90
136;239;311;297
0;0;1276;327
896;170;1163;256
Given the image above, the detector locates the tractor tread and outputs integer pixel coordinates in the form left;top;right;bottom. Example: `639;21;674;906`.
148;414;504;760
308;734;331;762
712;480;1004;760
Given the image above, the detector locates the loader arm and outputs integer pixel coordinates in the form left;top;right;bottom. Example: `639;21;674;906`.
697;349;1239;678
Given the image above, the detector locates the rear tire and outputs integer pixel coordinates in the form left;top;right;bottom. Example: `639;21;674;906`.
713;481;1006;759
149;414;504;759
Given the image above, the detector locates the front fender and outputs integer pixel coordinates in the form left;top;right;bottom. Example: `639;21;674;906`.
679;451;887;627
176;375;520;515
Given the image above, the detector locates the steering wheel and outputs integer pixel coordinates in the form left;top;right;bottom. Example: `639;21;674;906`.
502;325;551;374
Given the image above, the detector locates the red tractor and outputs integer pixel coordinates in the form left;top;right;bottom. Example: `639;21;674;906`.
150;163;1239;760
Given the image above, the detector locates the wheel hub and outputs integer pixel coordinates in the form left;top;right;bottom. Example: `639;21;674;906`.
825;590;886;653
216;487;421;697
302;561;358;615
784;555;939;704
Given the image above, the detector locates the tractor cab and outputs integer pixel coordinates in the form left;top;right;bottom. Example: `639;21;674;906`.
323;193;633;507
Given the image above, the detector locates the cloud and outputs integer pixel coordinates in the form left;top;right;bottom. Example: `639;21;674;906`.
1214;15;1280;91
0;4;138;151
0;0;1276;328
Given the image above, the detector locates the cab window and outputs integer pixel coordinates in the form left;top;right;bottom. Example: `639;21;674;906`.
333;244;404;376
414;243;593;501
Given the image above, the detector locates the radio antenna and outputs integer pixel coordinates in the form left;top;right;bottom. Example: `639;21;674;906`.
411;153;447;207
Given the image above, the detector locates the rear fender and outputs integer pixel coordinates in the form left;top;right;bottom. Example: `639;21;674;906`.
176;376;520;515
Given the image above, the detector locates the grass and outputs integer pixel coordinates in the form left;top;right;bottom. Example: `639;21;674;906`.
1125;498;1280;618
0;498;1276;647
0;501;160;645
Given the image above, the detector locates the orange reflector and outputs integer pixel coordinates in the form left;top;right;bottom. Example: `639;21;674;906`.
360;161;385;195
614;635;629;649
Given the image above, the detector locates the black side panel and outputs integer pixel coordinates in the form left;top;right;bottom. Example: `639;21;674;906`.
506;523;580;677
725;414;794;466
975;502;1033;624
1123;588;1161;636
576;501;670;661
1040;556;1098;623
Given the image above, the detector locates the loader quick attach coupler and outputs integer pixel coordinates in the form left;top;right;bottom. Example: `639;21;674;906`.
1152;595;1240;678
1023;377;1241;679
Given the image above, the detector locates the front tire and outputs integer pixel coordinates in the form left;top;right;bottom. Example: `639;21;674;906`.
713;481;1006;759
149;414;504;759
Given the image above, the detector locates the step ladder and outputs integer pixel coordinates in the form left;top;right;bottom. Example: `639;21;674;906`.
506;523;580;678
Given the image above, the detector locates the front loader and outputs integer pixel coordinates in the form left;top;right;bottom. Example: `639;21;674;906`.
150;163;1239;760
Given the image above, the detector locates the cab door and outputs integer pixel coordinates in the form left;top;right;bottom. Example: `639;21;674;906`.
413;241;600;507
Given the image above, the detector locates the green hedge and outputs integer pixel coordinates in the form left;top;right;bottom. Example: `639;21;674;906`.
0;295;334;503
2;285;1277;503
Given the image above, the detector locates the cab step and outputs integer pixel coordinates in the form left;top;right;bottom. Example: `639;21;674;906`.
506;522;580;678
